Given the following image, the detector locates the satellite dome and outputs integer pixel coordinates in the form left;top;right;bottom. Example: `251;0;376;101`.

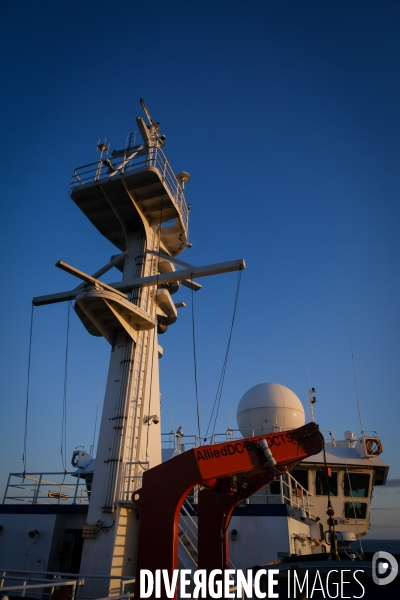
236;382;305;437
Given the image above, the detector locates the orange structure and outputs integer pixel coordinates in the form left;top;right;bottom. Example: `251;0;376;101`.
133;422;324;599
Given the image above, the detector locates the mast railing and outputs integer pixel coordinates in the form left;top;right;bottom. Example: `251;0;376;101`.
70;146;188;230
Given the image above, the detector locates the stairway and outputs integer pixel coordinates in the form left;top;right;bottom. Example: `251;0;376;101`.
178;499;199;570
177;498;236;572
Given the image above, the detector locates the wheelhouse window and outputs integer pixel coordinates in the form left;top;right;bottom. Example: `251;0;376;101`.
344;472;370;497
315;470;338;496
269;479;281;495
291;469;308;491
344;502;367;520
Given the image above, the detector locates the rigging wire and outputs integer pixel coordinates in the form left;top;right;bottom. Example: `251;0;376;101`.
61;302;71;472
204;267;243;442
23;304;35;474
191;276;201;442
90;381;102;456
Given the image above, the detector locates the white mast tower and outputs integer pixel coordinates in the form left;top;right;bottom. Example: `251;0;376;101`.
33;100;244;596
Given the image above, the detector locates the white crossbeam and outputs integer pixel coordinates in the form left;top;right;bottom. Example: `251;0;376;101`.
113;258;245;292
32;259;245;307
55;260;127;298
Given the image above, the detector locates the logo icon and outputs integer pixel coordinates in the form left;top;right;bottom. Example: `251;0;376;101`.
372;551;398;586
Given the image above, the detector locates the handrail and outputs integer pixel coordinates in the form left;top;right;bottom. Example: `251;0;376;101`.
0;569;135;599
0;579;77;600
180;501;199;542
235;471;315;519
162;427;294;453
178;498;236;570
0;568;134;580
178;499;199;561
2;472;89;505
320;429;336;445
95;594;135;600
280;472;315;518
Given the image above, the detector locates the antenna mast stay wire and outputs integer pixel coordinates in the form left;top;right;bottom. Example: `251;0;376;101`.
205;268;243;442
61;302;71;472
23;304;35;474
90;381;102;456
191;276;201;443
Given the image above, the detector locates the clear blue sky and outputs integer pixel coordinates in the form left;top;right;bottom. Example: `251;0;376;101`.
1;1;399;537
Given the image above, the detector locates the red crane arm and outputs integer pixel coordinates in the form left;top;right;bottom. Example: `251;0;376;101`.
133;422;323;598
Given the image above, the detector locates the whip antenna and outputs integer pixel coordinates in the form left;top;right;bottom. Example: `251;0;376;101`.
350;330;364;435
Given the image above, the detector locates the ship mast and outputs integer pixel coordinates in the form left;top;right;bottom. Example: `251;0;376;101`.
32;101;244;596
308;387;317;422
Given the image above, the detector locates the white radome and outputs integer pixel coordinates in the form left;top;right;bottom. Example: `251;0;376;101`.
236;382;305;437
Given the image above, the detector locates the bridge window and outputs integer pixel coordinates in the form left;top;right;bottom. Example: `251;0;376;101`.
291;469;308;491
344;502;367;520
344;472;370;497
269;480;281;495
315;470;338;496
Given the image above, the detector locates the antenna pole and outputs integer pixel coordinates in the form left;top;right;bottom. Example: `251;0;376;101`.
95;138;108;180
140;98;154;125
350;333;364;435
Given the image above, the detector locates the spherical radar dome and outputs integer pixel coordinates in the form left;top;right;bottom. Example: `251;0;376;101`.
236;382;305;437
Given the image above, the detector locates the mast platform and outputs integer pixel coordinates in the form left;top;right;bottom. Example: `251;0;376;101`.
70;146;189;256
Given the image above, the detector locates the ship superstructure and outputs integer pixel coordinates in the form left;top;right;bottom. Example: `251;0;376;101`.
163;382;389;570
0;102;392;600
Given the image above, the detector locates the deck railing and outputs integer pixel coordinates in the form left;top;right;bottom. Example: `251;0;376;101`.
0;569;135;600
2;473;89;505
0;576;78;600
249;471;315;518
161;427;262;454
